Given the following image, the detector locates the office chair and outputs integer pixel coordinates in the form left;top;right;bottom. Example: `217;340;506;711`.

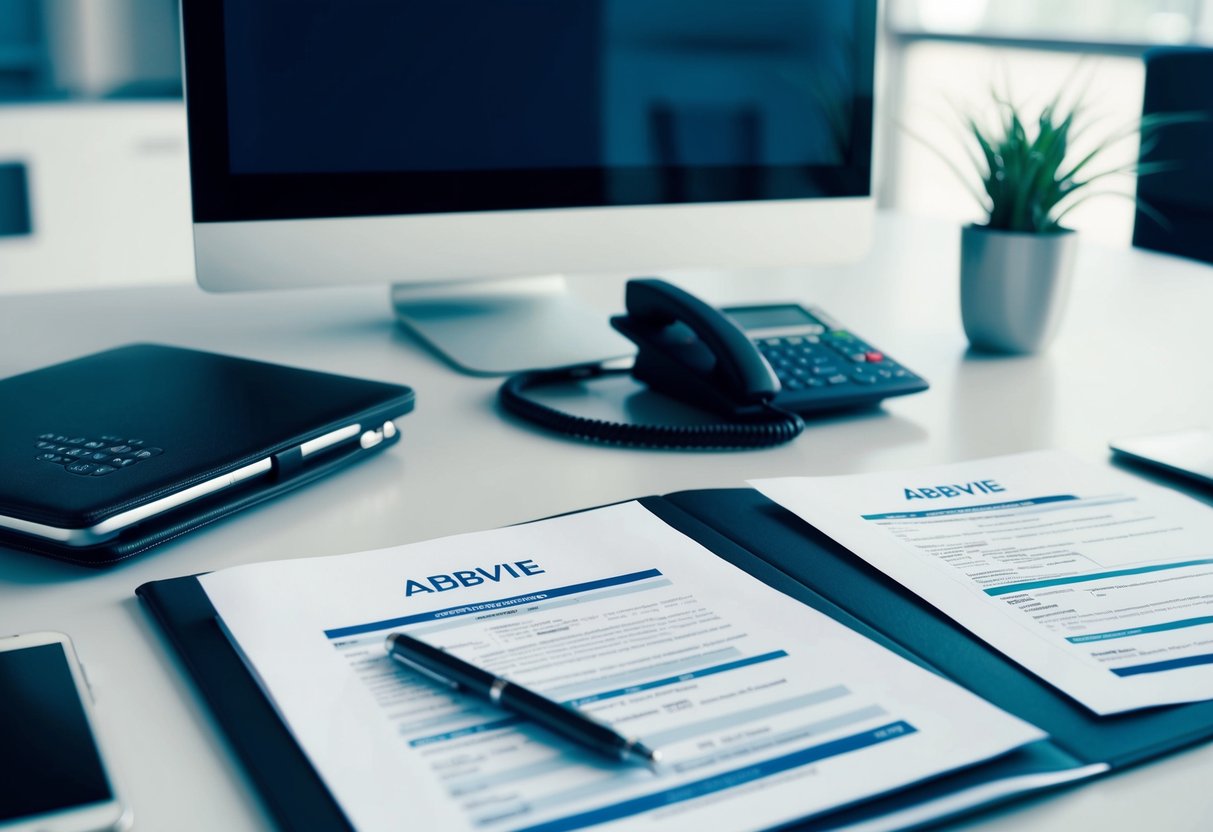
1133;46;1213;264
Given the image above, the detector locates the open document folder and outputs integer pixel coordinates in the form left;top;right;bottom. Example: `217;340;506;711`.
754;450;1213;716
198;502;1065;832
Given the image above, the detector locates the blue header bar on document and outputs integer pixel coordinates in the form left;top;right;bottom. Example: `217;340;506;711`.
324;569;664;639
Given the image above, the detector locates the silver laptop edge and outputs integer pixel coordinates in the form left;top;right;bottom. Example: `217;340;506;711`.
0;421;396;546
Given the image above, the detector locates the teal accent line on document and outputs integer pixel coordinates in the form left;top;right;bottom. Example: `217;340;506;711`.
543;647;740;701
468;704;888;823
564;650;788;707
1112;653;1213;676
511;722;917;832
641;688;851;748
408;651;793;748
1067;615;1213;643
984;558;1213;597
410;716;522;747
861;494;1077;520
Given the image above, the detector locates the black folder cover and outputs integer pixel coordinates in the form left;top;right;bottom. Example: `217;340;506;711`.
137;490;1213;831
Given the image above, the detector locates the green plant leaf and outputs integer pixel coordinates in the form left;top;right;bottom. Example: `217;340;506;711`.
1073;159;1177;188
1052;188;1136;224
902;76;1206;233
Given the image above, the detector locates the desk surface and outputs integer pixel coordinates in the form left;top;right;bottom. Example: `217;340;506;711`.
2;213;1212;831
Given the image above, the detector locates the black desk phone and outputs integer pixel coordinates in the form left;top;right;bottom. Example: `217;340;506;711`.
499;278;928;450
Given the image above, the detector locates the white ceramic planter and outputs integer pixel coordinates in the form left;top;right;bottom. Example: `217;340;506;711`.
959;224;1078;354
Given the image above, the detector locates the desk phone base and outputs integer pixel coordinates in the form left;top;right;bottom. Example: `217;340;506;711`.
724;303;928;413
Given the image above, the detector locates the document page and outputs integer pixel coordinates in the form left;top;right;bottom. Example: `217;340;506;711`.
754;450;1213;715
201;502;1041;832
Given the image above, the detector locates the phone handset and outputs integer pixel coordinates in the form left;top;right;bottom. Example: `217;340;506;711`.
610;278;780;418
499;278;804;449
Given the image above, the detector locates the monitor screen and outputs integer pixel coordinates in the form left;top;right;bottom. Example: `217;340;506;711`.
185;0;875;222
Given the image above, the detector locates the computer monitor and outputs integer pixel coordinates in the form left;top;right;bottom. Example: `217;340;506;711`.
181;1;876;374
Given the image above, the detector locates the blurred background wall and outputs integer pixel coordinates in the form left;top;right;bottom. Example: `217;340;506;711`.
0;0;190;293
881;0;1213;247
1;0;1211;292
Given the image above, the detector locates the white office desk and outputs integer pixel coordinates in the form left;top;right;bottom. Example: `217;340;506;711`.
2;213;1212;831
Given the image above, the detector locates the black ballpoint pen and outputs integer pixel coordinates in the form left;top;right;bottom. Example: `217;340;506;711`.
386;632;661;768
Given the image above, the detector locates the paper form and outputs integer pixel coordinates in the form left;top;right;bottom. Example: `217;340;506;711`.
201;502;1041;832
754;450;1213;715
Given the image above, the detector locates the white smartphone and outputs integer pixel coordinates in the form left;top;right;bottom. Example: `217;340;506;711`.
1110;427;1213;489
0;632;131;832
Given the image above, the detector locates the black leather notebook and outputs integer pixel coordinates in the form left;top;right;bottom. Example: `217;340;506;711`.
137;490;1213;831
0;344;414;566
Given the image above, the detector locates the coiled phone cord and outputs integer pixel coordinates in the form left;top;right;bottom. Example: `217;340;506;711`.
499;365;805;450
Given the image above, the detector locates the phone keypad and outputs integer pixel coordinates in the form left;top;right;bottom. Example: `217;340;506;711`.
35;433;162;476
758;332;914;390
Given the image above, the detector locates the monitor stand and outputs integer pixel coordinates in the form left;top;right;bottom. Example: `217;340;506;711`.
391;275;635;376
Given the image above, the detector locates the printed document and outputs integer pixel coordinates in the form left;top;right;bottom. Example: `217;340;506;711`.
201;502;1041;832
754;450;1213;715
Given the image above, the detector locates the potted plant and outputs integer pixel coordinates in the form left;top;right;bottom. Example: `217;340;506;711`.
931;91;1180;354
